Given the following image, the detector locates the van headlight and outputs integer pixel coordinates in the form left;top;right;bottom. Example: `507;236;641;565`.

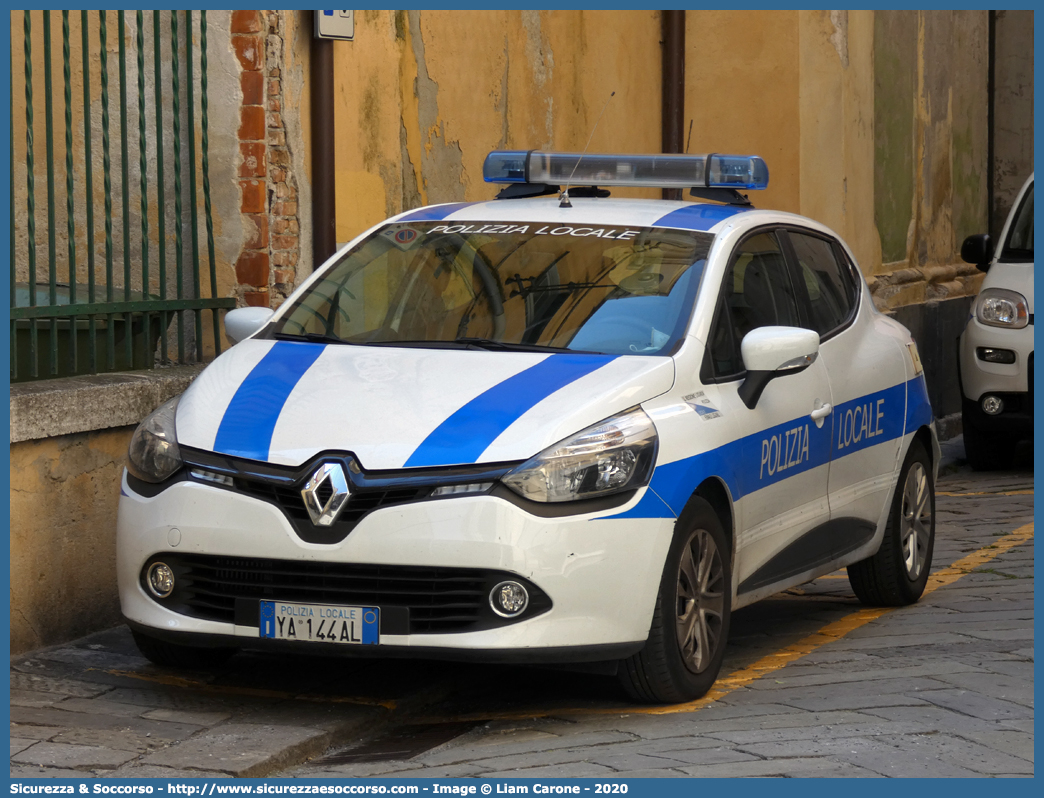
976;288;1029;328
127;397;183;483
502;407;658;503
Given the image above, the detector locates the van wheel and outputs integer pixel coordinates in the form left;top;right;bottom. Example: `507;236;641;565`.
619;499;731;703
848;441;935;606
962;408;1013;471
132;630;236;669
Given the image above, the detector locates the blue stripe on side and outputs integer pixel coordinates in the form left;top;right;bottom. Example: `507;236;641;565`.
214;342;326;461
405;354;617;468
904;374;934;432
614;378;919;520
831;381;907;460
398;202;477;222
653;203;749;232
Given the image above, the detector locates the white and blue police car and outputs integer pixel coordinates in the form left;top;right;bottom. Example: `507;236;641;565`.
118;151;938;703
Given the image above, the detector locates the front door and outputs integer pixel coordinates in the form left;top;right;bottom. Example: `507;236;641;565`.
702;230;834;598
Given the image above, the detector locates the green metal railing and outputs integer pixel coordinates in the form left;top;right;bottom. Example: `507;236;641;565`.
10;10;235;381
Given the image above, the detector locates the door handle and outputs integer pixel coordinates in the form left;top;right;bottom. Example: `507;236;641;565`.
810;403;833;426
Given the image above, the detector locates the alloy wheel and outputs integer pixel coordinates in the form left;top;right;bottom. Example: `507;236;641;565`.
900;462;932;579
675;529;725;674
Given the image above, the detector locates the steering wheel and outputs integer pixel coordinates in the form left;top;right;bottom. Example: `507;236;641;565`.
571;316;657;353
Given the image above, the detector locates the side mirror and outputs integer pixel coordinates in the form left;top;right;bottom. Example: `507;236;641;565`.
960;233;993;273
738;326;820;409
225;307;275;344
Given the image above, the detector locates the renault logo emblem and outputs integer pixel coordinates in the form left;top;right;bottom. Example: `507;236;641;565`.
301;463;350;527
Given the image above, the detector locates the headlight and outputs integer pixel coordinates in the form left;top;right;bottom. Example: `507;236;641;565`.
502;407;658;503
976;288;1029;329
127;397;183;483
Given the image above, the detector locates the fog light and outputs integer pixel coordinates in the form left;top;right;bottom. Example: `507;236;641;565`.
147;563;175;598
981;395;1004;415
490;581;529;617
976;347;1017;364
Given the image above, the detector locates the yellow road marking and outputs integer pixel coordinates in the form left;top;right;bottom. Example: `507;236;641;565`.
92;668;398;710
416;522;1034;722
937;489;1033;497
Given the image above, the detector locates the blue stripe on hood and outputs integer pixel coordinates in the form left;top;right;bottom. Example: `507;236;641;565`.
404;353;618;468
214;342;326;461
398;202;477;222
654;203;749;231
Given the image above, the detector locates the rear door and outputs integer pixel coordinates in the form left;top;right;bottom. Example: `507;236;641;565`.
782;229;906;539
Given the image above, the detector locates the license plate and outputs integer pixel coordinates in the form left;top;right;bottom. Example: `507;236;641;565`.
259;600;379;645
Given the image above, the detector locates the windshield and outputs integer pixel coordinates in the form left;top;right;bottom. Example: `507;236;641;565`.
1001;183;1033;262
270;220;712;356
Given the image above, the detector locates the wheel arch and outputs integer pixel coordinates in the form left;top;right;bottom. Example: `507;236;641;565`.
677;477;735;563
911;425;936;466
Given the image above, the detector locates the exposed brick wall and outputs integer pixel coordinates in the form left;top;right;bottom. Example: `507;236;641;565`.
266;11;301;307
232;10;301;309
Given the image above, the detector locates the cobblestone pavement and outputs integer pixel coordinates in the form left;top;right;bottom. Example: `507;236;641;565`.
10;442;1034;779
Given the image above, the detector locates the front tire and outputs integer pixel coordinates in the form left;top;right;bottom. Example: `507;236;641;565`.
619;499;731;703
848;440;935;606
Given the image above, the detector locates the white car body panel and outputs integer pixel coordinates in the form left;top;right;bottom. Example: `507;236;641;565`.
119;195;938;659
960;174;1035;401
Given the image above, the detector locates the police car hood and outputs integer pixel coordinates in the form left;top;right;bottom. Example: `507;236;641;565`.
177;339;675;469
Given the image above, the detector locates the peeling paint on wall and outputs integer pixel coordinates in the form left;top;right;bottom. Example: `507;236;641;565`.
829;10;849;68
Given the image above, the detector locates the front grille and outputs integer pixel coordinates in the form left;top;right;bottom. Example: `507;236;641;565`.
149;554;551;634
235;478;430;543
179;449;515;545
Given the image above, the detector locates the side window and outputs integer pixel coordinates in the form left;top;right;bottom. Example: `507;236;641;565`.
708;231;802;378
1001;183;1033;261
788;231;856;336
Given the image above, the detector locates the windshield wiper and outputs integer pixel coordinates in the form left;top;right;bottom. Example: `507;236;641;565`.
455;337;600;354
273;331;348;345
357;337;599;353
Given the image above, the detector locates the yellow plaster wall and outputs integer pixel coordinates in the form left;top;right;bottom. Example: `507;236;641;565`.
10;429;132;654
797;10;880;276
332;10;663;247
685;10;801;215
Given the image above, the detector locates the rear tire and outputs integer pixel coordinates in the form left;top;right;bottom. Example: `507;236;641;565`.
848;441;935;606
962;408;1014;471
619;499;731;703
132;630;236;669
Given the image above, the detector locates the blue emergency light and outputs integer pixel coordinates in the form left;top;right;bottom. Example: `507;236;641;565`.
483;150;769;191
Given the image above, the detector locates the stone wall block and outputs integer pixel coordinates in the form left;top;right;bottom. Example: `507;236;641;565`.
922;264;958;283
232;34;263;71
267;33;283;63
236;251;271;287
245;290;270;307
240;70;264;106
239;106;266;142
231;10;264;34
239;180;266;214
272;234;298;251
244;214;270;250
238;142;267;178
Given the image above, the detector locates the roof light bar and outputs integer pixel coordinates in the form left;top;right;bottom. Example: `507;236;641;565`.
483;151;769;190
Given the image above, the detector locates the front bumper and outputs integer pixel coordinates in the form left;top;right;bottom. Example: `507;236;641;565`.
117;471;675;660
959;316;1034;396
958;318;1033;433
